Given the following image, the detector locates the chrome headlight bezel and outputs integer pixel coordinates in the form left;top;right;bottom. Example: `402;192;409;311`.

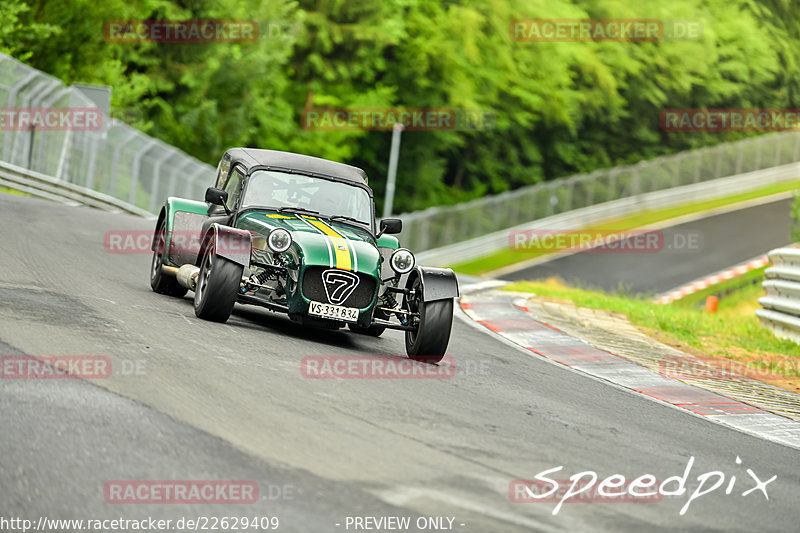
267;228;292;253
390;248;415;275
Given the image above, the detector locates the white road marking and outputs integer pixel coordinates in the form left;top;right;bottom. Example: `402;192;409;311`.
460;280;509;293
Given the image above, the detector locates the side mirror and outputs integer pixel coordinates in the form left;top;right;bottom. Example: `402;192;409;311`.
378;218;402;237
205;187;229;206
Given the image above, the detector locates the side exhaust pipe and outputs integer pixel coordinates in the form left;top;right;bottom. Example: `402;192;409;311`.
176;265;200;291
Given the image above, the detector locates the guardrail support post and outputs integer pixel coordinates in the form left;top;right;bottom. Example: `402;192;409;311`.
109;126;138;196
148;148;173;213
84;134;100;189
128;139;156;205
187;166;208;199
9;78;53;168
2;71;38;163
693;151;702;183
793;133;800;162
734;141;745;174
29;80;64;172
754;135;764;171
167;159;196;199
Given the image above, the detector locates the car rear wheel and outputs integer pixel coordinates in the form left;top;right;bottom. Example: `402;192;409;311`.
404;275;453;363
150;221;188;298
194;247;243;323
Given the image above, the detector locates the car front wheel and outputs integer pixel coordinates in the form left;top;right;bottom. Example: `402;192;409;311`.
404;275;453;363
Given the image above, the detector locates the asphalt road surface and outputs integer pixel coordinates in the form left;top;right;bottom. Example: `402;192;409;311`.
1;193;798;532
500;197;793;294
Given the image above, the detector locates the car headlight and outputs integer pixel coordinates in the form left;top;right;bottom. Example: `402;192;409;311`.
390;248;415;274
267;228;292;253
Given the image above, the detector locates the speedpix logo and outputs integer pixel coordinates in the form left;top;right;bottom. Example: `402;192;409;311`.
322;269;360;305
511;456;776;516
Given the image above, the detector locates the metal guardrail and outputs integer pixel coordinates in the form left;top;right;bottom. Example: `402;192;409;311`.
418;163;800;266
3;51;800;262
0;159;155;218
757;248;800;344
0;53;213;214
401;131;800;254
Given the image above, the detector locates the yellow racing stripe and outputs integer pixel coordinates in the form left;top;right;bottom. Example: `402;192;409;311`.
308;219;352;271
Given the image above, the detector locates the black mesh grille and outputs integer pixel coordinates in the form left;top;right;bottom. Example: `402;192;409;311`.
302;267;377;308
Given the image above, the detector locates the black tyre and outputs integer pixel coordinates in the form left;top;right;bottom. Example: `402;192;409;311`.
150;221;188;298
404;275;453;363
194;247;243;323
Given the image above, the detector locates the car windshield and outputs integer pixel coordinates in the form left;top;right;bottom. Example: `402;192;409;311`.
242;170;372;225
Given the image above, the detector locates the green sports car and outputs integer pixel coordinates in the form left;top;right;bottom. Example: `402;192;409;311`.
149;148;459;362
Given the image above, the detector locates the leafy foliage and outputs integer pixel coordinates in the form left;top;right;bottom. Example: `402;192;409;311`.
4;0;800;214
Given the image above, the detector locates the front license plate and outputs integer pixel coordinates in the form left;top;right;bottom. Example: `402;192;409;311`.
308;301;359;322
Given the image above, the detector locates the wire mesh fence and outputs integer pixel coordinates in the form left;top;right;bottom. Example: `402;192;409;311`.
0;52;213;214
398;131;800;252
2;52;799;251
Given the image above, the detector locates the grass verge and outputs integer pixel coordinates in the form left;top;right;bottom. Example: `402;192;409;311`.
453;179;800;276
504;279;800;385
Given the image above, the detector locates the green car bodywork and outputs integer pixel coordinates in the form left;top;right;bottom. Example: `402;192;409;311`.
149;148;458;360
155;197;400;329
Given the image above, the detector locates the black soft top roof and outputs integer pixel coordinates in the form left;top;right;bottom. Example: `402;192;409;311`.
224;148;369;184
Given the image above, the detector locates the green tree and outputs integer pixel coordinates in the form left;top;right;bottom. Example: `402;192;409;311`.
6;0;800;215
